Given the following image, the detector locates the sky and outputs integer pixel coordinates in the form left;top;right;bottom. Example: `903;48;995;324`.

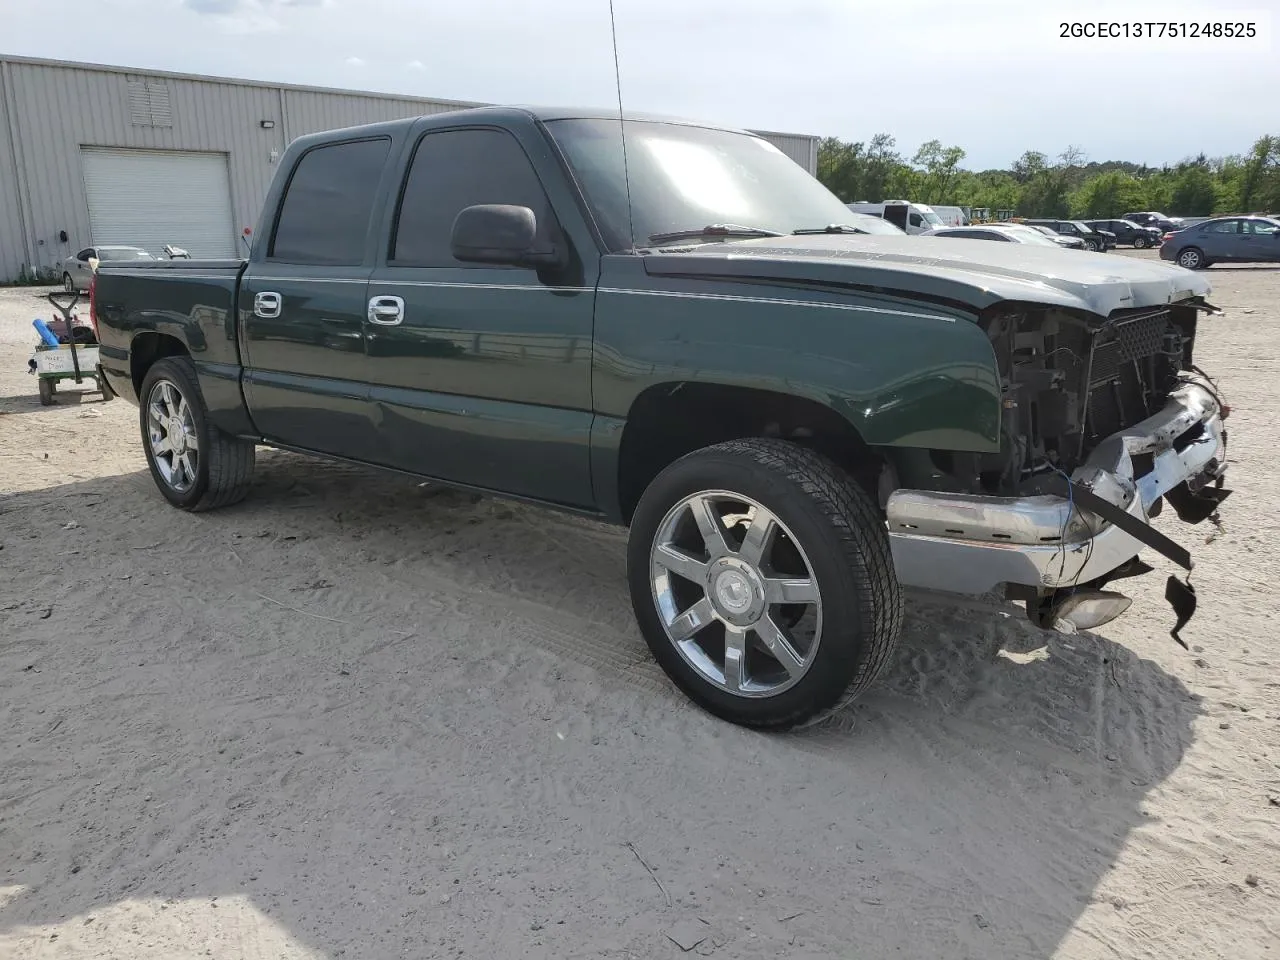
1;0;1275;169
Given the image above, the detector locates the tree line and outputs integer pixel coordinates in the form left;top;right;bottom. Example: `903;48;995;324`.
817;133;1280;219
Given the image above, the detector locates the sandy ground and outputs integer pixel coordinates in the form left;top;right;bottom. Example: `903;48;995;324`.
1;252;1277;959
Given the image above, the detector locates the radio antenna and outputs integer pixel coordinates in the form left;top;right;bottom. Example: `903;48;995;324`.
607;0;637;251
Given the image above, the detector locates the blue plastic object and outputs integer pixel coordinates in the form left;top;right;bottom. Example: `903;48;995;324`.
33;318;60;347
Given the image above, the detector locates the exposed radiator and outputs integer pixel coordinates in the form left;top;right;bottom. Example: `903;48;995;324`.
1083;310;1181;441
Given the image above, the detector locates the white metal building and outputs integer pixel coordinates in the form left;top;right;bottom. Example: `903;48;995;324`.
0;55;821;282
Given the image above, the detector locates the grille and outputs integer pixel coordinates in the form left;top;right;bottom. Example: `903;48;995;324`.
1083;311;1176;442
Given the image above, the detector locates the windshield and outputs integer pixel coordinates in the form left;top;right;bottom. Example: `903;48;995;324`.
920;210;945;226
545;118;858;250
1070;221;1094;233
997;225;1062;246
98;247;153;261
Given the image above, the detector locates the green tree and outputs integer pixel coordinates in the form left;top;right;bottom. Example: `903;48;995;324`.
1011;150;1048;183
910;139;967;204
1169;166;1219;217
1069;170;1147;217
817;128;1280;218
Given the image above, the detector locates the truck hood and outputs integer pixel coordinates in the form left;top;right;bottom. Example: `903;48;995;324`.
641;234;1212;318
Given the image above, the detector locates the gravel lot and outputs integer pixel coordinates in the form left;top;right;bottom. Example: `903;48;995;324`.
1;251;1277;959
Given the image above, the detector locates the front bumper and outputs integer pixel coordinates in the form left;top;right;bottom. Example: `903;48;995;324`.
886;378;1227;596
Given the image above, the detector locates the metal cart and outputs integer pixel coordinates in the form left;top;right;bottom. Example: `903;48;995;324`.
30;291;111;405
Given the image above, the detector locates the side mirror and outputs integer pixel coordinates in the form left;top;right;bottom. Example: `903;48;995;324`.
450;204;562;268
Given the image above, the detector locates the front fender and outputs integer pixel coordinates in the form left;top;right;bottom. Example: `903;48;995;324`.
592;266;1002;453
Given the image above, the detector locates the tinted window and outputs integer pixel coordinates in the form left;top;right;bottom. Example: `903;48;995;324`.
909;213;923;227
392;128;554;268
76;248;94;260
270;137;391;265
1207;220;1240;234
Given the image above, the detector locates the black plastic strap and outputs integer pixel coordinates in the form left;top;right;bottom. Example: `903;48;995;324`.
1070;482;1193;571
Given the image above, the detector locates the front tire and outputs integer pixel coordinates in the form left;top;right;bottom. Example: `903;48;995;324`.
627;438;904;730
1084;239;1099;251
1133;236;1149;250
139;357;255;511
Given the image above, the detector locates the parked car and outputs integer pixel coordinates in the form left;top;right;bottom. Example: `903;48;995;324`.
839;212;908;235
1023;219;1111;251
1123;211;1184;233
93;106;1230;730
59;245;153;292
1084;219;1163;249
1026;224;1087;249
1159;215;1280;269
921;223;1076;247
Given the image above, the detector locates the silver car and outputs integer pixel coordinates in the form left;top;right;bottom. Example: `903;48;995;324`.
1159;216;1280;270
59;245;154;293
922;223;1085;249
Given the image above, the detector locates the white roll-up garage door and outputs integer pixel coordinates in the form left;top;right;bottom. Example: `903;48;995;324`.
81;147;236;259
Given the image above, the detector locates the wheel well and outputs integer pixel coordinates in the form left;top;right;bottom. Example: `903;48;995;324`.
617;383;880;523
131;333;189;395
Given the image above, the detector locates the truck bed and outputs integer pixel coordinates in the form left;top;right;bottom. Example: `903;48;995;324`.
94;258;252;435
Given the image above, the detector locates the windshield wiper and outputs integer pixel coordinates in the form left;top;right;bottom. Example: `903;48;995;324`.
793;224;870;235
647;223;785;245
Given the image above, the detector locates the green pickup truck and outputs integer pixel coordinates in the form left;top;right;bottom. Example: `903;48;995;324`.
93;106;1230;730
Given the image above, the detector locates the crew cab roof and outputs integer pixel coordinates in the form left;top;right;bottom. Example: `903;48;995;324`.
283;105;759;150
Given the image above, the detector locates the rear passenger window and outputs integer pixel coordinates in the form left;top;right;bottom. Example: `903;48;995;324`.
270;137;391;265
391;128;555;268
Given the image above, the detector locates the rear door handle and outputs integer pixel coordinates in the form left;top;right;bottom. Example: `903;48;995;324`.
367;295;404;326
254;291;282;319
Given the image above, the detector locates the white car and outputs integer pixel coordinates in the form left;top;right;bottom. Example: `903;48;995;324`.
59;245;154;293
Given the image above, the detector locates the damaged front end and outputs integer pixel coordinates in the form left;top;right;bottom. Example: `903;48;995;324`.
885;297;1230;638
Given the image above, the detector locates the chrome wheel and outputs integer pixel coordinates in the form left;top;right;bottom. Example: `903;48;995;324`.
650;490;822;698
146;379;199;492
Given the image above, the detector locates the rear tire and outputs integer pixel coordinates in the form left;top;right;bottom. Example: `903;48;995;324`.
627;438;904;730
1177;247;1207;270
1133;236;1149;249
139;356;255;512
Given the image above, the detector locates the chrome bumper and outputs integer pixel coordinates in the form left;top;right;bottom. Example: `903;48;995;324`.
887;379;1227;596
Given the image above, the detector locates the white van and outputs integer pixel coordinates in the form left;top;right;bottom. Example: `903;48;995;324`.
845;201;945;235
930;205;969;227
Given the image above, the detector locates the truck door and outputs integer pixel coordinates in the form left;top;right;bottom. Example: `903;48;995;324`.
362;124;597;507
239;136;392;461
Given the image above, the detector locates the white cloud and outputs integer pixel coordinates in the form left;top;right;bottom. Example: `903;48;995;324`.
407;59;425;71
344;56;365;67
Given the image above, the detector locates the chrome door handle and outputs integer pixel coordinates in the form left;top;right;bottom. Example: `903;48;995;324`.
254;291;282;319
367;295;404;325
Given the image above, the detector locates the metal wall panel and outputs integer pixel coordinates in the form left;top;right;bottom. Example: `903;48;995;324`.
749;130;819;175
0;56;819;280
0;63;30;281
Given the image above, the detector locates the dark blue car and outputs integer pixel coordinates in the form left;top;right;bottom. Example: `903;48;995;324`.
1159;215;1280;269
